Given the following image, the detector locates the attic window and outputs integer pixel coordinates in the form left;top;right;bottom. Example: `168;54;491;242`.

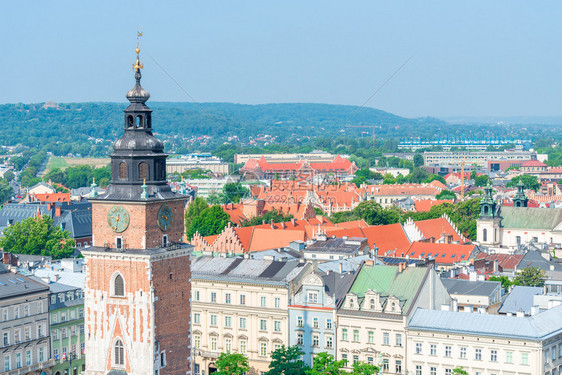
420;253;425;257
451;254;455;258
434;253;439;257
410;252;415;256
442;254;446;258
461;255;466;259
427;253;432;257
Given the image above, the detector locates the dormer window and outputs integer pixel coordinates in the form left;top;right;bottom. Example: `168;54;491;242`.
349;299;354;308
370;299;375;309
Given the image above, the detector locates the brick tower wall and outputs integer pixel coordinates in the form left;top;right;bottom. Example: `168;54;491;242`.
92;199;185;249
152;254;191;375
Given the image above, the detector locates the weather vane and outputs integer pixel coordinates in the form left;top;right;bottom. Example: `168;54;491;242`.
133;27;144;71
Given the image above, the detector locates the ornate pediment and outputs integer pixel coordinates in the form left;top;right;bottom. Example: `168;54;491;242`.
303;273;323;286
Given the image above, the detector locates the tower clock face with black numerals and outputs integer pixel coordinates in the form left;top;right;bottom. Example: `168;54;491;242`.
157;204;173;231
107;206;130;233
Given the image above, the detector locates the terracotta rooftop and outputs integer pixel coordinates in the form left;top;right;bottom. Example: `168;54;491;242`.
476;253;524;271
414;199;453;212
406;242;478;265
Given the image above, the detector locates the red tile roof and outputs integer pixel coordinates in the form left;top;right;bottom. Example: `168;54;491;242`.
415;217;466;243
406;242;477;265
521;160;547;167
476;253;524;271
33;193;71;203
414;199;453;212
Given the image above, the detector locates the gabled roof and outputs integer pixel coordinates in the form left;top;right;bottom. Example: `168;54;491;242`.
414;217;465;243
406;242;477;264
498;285;543;315
322;272;356;305
500;206;562;230
475;253;524;271
33;193;71;203
441;278;500;297
408;305;562;341
362;224;412;256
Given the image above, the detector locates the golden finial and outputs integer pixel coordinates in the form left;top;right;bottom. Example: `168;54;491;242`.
133;27;144;71
143;178;146;185
93;177;95;183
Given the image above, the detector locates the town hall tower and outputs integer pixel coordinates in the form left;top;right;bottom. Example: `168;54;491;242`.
83;34;192;375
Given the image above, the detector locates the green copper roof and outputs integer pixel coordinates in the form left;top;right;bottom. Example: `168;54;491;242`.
349;264;428;313
500;206;562;230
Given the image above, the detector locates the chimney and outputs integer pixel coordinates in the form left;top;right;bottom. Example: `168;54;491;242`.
338;262;343;273
365;259;374;266
47;203;52;211
55;205;61;217
54;274;60;282
270;219;274;228
398;262;407;273
530;306;539;316
291;218;296;226
493;259;499;273
281;221;286;229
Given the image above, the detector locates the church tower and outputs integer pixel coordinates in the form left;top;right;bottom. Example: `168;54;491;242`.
477;183;500;245
512;180;528;207
82;33;192;375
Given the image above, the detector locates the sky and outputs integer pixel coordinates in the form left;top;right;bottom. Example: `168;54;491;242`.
0;1;561;118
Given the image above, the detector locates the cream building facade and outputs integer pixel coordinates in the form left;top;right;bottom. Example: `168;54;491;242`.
191;257;311;375
336;263;451;374
407;306;562;375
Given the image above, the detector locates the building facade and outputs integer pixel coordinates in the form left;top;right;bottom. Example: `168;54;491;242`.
0;265;53;375
191;257;311;375
82;43;192;375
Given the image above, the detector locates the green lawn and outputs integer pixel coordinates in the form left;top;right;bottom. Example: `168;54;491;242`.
46;156;69;171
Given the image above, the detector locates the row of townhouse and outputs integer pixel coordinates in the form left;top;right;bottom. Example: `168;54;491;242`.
191;256;562;375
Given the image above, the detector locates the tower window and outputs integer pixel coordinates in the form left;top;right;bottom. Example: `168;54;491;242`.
162;234;168;247
156;162;163;180
136;115;143;128
115;237;123;250
483;228;487;242
127;115;134;128
119;162;127;180
114;339;124;366
139;162;148;180
113;274;125;297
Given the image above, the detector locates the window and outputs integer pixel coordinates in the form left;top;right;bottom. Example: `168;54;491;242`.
475;348;482;360
225;316;232;328
3;332;8;346
430;367;436;375
52;330;58;340
260;342;267;357
113;274;125;297
313;318;319;329
521;352;528;365
342;354;348;362
326;319;332;329
25;350;31;366
544;350;549;364
491;349;497;362
552;347;556;361
415;342;422;354
210;315;217;326
354;355;360;365
367;357;373;365
260;319;267;331
14;307;19;319
275;297;281;308
193;290;200;301
114;339;124;366
261;296;267;307
79;309;84;318
312;335;319;347
194;335;200;349
430;344;436;356
4;355;9;372
139;162;148;180
383;332;390;345
460;347;467;359
71;326;76;336
395;333;402;347
119;162;127;180
342;328;348;341
61;328;67;339
368;331;374;343
239;294;246;305
225;338;232;353
308;292;318;303
353;329;359;342
2;309;7;321
193;313;200;324
79;324;85;335
24;327;30;341
210;292;217;303
15;353;21;369
240;340;247;354
211;337;217;352
445;345;452;357
506;351;513;363
239;317;247;329
23;305;29;317
225;293;231;304
326;336;333;348
61;312;67;322
396;360;402;374
297;316;303;328
382;359;389;372
297;333;304;345
274;321;281;332
445;370;452;375
415;365;422;375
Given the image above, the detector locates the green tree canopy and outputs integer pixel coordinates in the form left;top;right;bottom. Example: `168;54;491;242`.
223;183;250;203
186;205;230;240
352;362;379;375
267;345;308;375
506;175;540;191
0;178;14;205
413;153;424;167
215;352;249;375
474;175;490;187
515;266;547;287
184;197;209;231
436;190;456;200
0;215;75;259
452;367;469;375
242;208;293;227
306;353;347;375
3;170;14;182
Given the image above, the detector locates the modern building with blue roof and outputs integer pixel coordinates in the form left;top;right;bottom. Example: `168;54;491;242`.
407;305;562;375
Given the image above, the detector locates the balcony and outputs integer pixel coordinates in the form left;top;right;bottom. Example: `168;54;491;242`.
6;358;55;375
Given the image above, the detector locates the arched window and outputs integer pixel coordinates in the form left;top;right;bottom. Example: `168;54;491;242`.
370;299;375;310
127;115;134;128
156;162;163;180
119;162;127;180
136;115;143;128
114;339;124;366
113;274;125;297
484;206;489;215
483;228;487;242
139;162;148;181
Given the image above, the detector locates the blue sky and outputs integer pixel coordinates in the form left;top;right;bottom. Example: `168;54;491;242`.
1;1;560;117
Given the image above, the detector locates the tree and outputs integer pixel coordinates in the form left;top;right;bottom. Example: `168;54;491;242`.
306;352;346;375
470;170;477;180
0;215;75;259
314;207;324;216
242;208;293;227
223;183;250;203
474;175;490;187
3;170;14;182
0;178;14;204
413;153;424;167
352;362;379;375
267;345;308;375
489;275;519;290
435;190;456;200
185;197;209;232
506;175;540;191
215;352;249;375
515;266;547;287
186;205;230;239
452;367;468;375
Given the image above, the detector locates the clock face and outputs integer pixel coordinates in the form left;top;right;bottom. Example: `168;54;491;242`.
157;204;173;232
107;206;130;233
